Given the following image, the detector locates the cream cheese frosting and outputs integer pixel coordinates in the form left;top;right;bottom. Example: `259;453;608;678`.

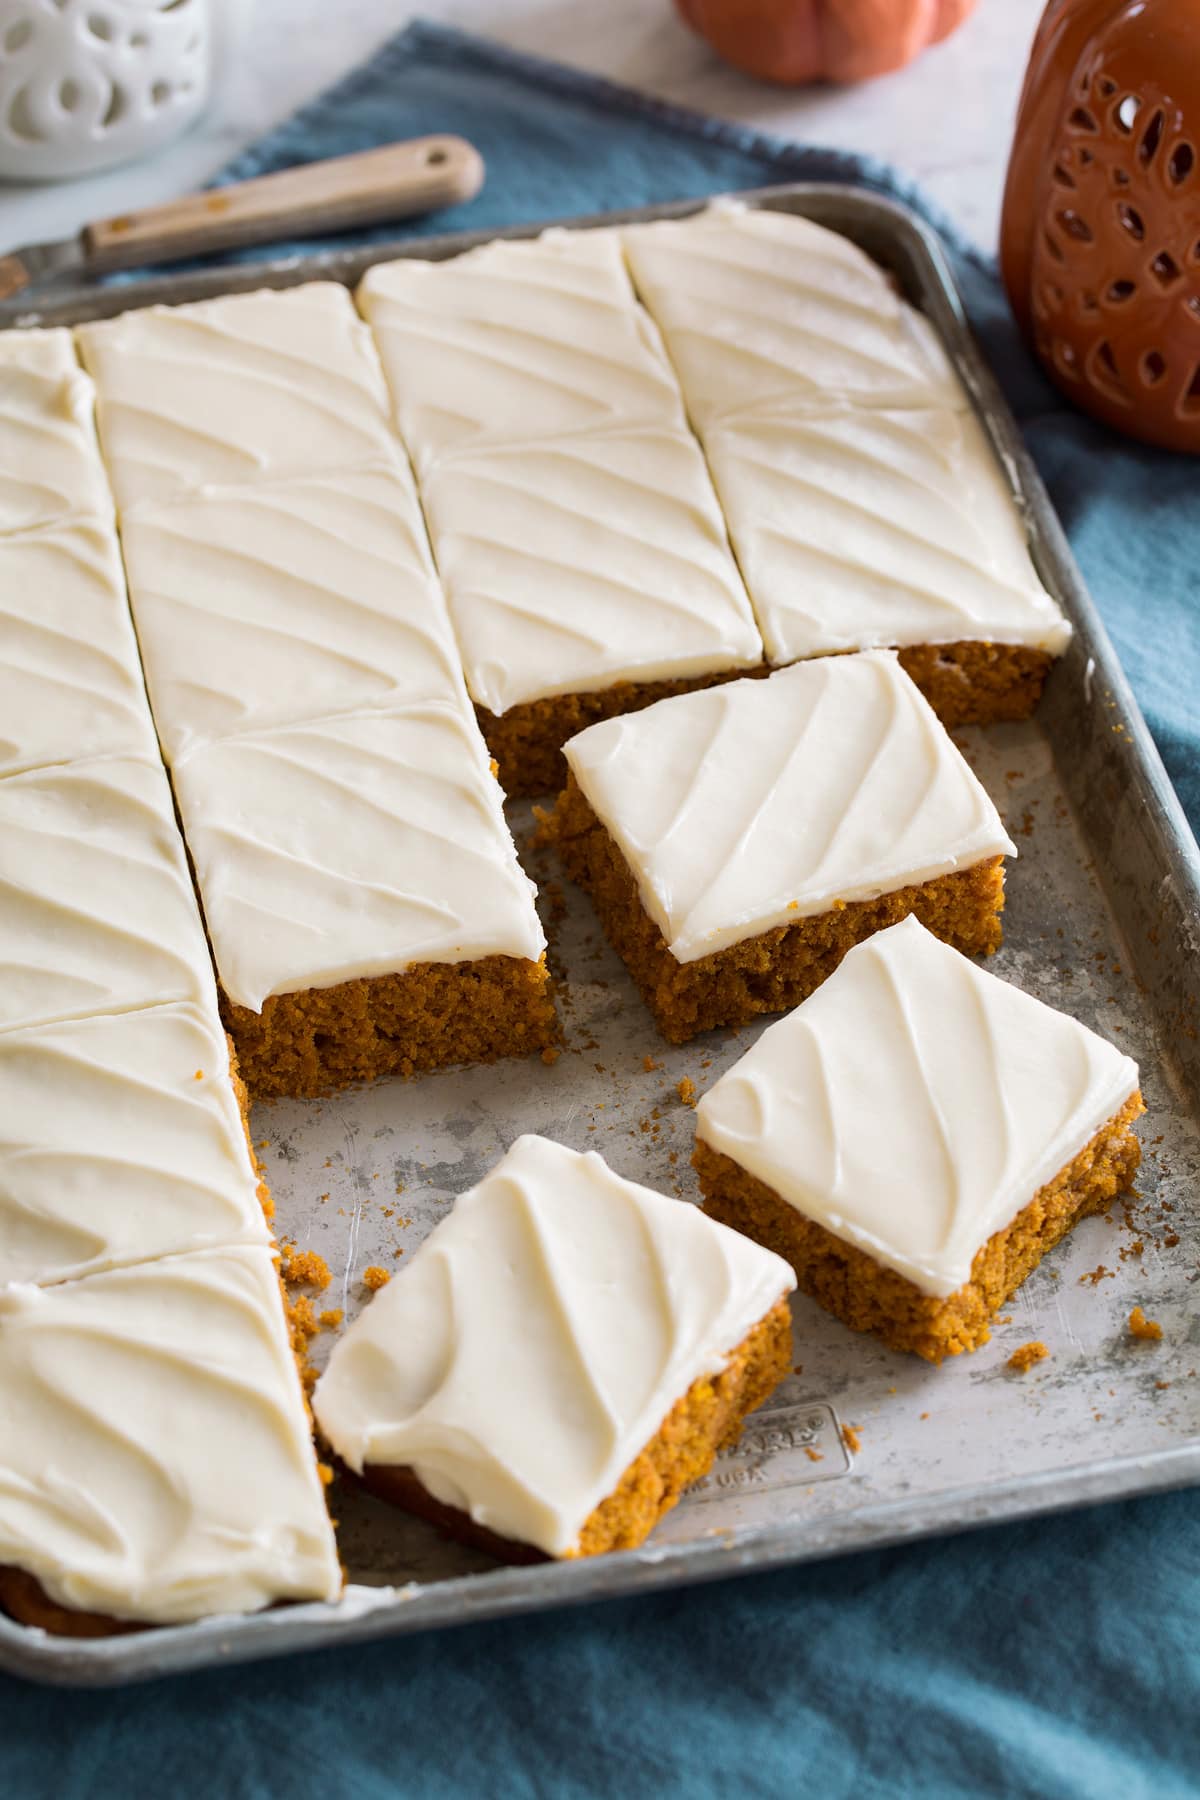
313;1134;793;1556
0;518;158;779
563;652;1017;964
420;427;762;714
0;1245;341;1623
0;1001;271;1286
621;204;963;426
704;405;1072;661
696;915;1141;1297
0;752;216;1035
119;461;468;760
0;327;112;534
171;698;547;1012
358;229;686;472
75;283;395;509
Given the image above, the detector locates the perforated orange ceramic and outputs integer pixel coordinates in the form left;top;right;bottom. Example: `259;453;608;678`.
1001;0;1200;453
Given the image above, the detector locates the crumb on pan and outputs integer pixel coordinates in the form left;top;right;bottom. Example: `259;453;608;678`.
1007;1341;1050;1374
1129;1305;1163;1342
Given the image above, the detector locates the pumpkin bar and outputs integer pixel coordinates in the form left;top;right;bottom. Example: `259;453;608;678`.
552;651;1016;1043
0;1246;341;1633
0;1001;273;1287
702;403;1071;725
419;426;763;795
0;326;112;534
694;916;1144;1363
313;1134;794;1562
75;282;396;509
169;697;555;1097
118;461;468;762
358;228;686;470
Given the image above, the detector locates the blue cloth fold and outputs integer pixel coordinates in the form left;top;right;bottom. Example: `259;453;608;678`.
4;22;1197;1794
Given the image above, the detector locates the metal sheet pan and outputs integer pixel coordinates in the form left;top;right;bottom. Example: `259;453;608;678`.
3;184;1198;1688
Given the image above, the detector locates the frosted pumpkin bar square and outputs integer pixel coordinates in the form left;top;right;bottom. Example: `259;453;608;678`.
0;327;112;534
551;651;1016;1042
694;916;1144;1363
419;426;763;796
313;1134;794;1562
358;228;686;472
703;404;1071;726
170;697;555;1098
76;283;396;509
0;1246;341;1634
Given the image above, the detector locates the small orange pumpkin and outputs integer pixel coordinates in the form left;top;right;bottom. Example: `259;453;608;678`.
673;0;979;86
1001;0;1200;453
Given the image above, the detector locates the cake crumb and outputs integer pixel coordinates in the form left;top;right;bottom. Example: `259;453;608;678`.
317;1462;334;1487
540;1045;560;1065
318;1308;343;1329
1007;1341;1050;1374
393;1245;405;1258
919;1412;930;1421
643;1054;660;1072
677;1077;697;1107
804;1446;823;1463
841;1424;862;1455
1129;1305;1163;1342
362;1265;391;1291
1079;1264;1115;1285
193;1069;204;1081
283;1248;331;1290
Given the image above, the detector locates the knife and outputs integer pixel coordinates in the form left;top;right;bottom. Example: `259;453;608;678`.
0;135;485;302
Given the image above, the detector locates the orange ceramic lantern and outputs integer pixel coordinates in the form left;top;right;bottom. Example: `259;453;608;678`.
1001;0;1200;453
673;0;978;86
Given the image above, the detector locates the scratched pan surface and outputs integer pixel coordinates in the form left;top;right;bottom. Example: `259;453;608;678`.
2;186;1198;1686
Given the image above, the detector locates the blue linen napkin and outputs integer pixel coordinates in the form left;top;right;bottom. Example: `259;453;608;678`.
4;22;1198;1796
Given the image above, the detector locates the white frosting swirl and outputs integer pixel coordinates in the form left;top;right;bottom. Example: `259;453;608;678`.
314;1135;793;1556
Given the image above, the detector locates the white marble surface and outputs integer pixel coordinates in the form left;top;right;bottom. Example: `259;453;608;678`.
0;0;1045;261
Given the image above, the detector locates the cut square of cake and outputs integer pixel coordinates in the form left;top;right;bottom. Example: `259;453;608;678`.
552;651;1016;1042
358;229;687;471
75;283;396;509
419;426;763;795
0;518;159;778
0;1001;273;1286
0;1245;341;1633
169;698;555;1097
694;915;1144;1362
313;1134;794;1562
0;327;113;534
620;203;964;427
118;461;469;761
703;404;1071;725
0;751;216;1034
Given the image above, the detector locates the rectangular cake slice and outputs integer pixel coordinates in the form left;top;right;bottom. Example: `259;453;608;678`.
0;1245;341;1633
75;283;396;509
118;461;469;762
702;405;1071;725
552;651;1016;1042
694;915;1144;1362
0;751;216;1034
0;327;113;534
419;426;763;795
169;697;555;1097
0;1001;272;1287
358;229;686;470
620;203;964;427
0;518;159;778
313;1134;794;1561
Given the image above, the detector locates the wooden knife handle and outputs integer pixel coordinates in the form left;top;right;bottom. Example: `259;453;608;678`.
81;136;485;272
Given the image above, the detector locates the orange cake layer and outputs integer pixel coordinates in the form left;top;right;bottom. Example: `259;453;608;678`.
355;1295;793;1564
225;954;558;1100
694;1092;1144;1363
477;670;758;800
551;774;1005;1043
895;641;1054;728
